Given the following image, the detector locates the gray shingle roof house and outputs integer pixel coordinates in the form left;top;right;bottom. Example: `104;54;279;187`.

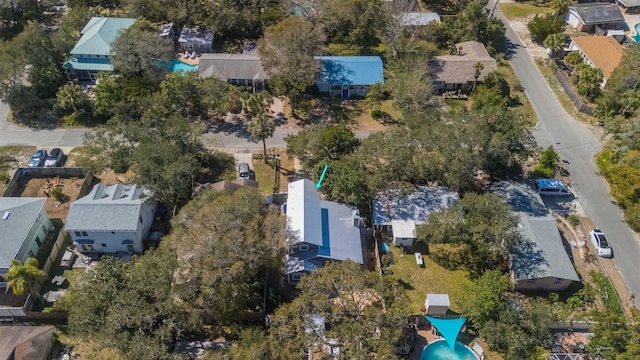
178;26;214;53
373;186;460;247
616;0;640;14
429;41;498;94
0;326;55;360
566;3;625;32
198;53;269;92
0;198;52;290
65;184;156;254
490;182;579;291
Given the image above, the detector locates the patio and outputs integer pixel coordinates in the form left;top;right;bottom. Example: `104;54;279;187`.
622;12;640;37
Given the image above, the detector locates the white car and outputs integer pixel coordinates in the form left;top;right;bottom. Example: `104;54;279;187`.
589;229;613;258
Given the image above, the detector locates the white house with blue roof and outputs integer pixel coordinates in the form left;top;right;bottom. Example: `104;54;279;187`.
0;198;53;290
63;17;136;82
64;183;156;255
314;56;384;99
285;179;363;284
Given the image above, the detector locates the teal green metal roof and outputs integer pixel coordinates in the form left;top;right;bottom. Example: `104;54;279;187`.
64;56;114;71
70;17;136;56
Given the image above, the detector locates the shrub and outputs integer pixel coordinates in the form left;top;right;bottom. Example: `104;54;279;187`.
0;172;10;184
528;14;565;44
624;203;640;232
534;164;555;178
568;214;580;227
49;187;66;203
370;109;389;120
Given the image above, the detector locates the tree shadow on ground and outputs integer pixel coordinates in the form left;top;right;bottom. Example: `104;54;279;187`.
294;97;362;127
14;113;61;130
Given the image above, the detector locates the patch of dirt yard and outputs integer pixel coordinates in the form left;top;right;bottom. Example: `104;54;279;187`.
21;178;84;222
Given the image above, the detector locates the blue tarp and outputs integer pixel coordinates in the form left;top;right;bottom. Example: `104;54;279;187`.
425;316;466;352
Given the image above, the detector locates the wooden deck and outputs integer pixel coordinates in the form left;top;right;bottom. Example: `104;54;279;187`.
178;54;200;65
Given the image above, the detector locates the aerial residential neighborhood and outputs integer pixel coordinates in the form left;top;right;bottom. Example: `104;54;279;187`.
2;0;640;359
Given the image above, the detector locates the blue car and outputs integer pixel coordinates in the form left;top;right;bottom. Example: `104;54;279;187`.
28;149;48;168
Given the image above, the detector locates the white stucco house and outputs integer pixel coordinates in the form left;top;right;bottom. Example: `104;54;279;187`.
0;198;53;290
285;179;363;284
64;184;156;254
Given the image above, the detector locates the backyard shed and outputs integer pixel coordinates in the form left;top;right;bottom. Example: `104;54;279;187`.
424;293;450;315
390;219;416;247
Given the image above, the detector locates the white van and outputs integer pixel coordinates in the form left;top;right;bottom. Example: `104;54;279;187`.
534;179;571;197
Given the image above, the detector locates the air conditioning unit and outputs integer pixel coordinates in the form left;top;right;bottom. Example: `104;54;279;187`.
49;226;55;232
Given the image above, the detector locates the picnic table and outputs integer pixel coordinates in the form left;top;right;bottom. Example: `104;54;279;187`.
415;252;424;267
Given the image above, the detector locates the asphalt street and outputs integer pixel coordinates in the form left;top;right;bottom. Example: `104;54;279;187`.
0;101;374;149
493;3;640;305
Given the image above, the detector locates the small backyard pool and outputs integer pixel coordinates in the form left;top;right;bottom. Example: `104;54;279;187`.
634;23;640;43
420;340;478;360
169;59;197;73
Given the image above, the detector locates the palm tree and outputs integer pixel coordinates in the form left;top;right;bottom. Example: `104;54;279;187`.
544;33;565;60
550;0;571;18
242;93;275;162
56;83;89;115
472;62;485;92
4;258;47;297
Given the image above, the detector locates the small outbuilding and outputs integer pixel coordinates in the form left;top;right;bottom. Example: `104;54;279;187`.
424;293;450;315
390;219;416;247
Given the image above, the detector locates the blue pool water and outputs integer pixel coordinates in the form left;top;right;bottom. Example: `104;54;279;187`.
420;340;478;360
170;59;197;73
634;24;640;43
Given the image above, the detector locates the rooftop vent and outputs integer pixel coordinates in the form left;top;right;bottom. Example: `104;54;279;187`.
2;212;10;220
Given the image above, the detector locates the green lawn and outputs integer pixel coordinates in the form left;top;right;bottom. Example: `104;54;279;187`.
385;244;472;313
252;160;276;196
499;2;551;20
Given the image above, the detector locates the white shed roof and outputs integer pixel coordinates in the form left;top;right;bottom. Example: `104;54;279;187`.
425;293;450;307
391;219;416;239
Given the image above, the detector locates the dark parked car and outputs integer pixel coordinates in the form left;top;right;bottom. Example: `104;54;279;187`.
44;148;64;167
28;149;48;168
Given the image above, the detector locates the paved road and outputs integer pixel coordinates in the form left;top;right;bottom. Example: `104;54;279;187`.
493;3;640;305
0;100;375;149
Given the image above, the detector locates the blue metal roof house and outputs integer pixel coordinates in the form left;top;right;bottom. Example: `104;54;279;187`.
314;56;384;99
63;17;136;82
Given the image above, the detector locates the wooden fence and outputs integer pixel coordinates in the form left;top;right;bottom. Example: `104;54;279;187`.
550;66;595;116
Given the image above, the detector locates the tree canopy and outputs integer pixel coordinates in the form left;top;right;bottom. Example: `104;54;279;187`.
418;192;521;277
268;261;407;359
169;187;285;331
259;16;326;100
111;26;173;83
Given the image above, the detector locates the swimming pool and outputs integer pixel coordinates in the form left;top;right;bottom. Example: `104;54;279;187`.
420;340;478;360
634;24;640;43
170;59;197;73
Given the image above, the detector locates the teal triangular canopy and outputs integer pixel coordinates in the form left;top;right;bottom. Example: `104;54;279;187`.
425;316;466;352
